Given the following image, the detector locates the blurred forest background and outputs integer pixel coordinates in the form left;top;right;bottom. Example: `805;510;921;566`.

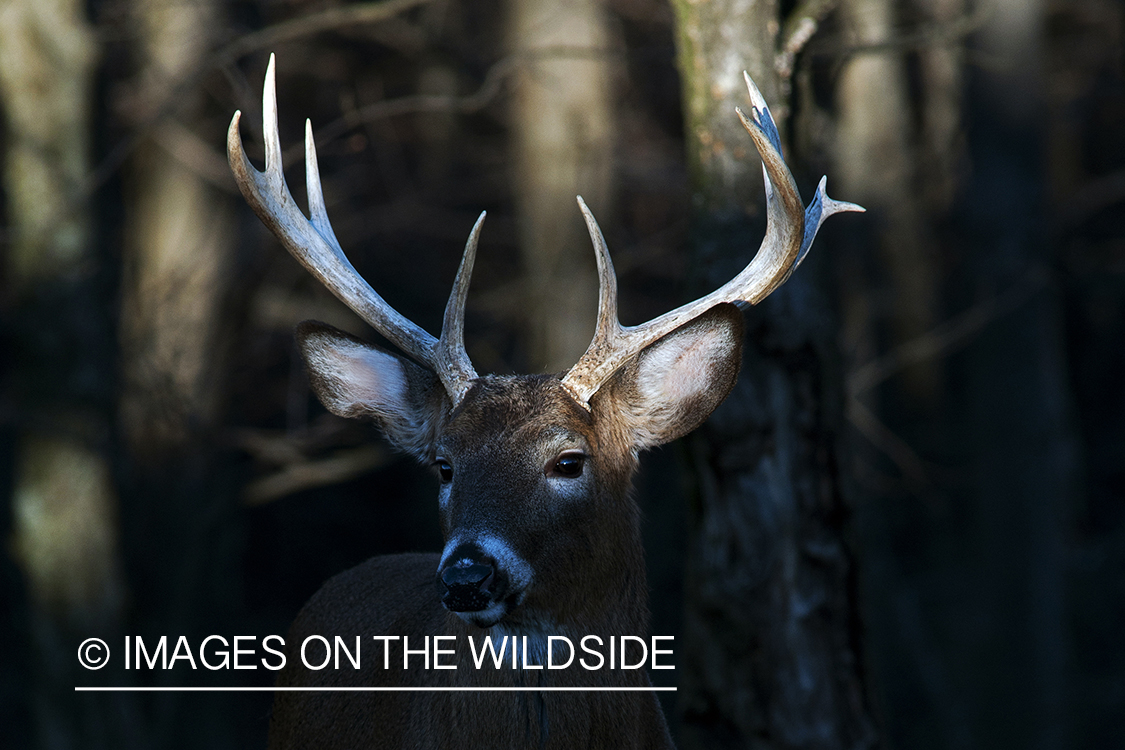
1;0;1122;748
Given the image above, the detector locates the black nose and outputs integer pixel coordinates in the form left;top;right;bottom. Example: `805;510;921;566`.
440;553;501;612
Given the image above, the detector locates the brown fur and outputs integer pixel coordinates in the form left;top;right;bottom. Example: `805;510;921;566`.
269;555;673;749
269;305;744;749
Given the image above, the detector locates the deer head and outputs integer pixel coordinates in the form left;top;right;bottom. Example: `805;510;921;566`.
227;54;861;637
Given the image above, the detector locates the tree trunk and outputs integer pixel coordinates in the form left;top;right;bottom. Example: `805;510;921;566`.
113;0;243;745
507;0;613;371
670;1;877;747
119;0;233;455
956;2;1073;747
0;2;129;747
836;0;941;400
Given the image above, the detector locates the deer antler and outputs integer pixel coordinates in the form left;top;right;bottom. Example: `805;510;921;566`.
561;72;864;406
227;54;480;405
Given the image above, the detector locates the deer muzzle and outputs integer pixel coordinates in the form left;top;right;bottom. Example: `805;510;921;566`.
440;556;501;612
438;539;529;627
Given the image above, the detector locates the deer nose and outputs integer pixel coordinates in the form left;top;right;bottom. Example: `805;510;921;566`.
440;555;501;612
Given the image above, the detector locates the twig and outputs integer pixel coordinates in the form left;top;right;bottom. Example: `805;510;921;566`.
847;266;1048;397
278;46;613;166
146;51;528;199
152;119;239;194
290;54;519;161
0;0;435;249
101;0;436;200
215;0;432;68
775;0;839;83
845;265;1049;498
847;395;932;493
243;445;390;506
808;2;992;61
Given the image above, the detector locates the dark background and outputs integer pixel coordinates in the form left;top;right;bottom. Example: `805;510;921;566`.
0;0;1122;748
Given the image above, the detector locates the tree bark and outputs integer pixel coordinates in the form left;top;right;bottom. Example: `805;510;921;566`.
119;0;234;455
670;1;876;747
507;0;614;371
0;2;129;748
112;1;243;745
836;0;941;400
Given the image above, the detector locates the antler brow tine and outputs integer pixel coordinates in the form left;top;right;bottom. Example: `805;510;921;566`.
560;72;864;407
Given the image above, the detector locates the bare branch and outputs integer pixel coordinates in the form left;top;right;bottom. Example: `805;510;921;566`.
152;119;238;194
243;445;390;505
809;2;992;60
847;266;1048;397
0;0;436;250
846;396;932;492
284;46;614;162
216;0;433;67
776;0;839;84
288;54;520;162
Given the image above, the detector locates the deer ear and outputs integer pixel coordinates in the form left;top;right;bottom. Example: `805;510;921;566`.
295;321;447;460
604;304;743;450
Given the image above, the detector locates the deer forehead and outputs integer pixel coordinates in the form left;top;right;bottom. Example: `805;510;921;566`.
437;375;596;457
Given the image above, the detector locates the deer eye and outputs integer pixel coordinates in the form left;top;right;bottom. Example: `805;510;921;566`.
435;460;453;483
550;451;585;479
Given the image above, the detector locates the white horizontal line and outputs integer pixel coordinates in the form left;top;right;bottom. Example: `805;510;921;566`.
75;686;676;692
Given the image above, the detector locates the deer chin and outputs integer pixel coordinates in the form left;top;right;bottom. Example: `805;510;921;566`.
448;588;527;629
451;600;509;629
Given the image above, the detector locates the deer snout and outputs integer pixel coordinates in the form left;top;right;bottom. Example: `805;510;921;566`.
438;548;508;614
440;559;498;611
438;536;531;627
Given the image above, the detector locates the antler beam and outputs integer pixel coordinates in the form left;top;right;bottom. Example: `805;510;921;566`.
560;72;864;406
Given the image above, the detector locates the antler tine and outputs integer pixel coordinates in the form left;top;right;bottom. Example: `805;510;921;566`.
435;212;485;403
228;55;481;404
561;72;863;407
580;198;624;342
304;118;344;256
558;197;625;404
797;176;865;269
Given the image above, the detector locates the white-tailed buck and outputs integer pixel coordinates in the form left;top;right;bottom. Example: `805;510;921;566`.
228;55;861;749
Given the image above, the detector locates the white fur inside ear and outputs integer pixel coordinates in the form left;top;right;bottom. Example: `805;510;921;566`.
305;336;409;419
634;324;737;406
624;317;741;450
